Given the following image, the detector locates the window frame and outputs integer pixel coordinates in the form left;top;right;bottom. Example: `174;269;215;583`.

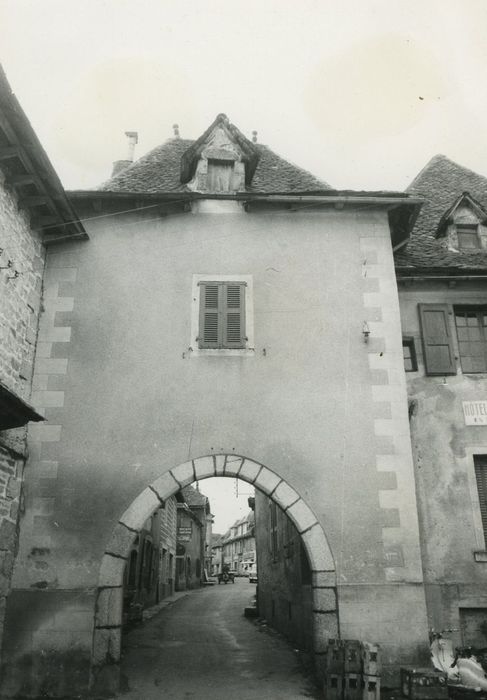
402;336;418;372
473;455;487;549
454;306;487;374
190;274;254;356
456;223;481;250
198;280;246;349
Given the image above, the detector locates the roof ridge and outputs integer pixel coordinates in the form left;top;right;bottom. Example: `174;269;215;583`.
407;153;487;192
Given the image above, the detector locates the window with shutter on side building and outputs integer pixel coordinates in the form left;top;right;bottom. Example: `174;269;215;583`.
474;456;487;546
419;304;456;375
454;307;487;373
198;281;246;349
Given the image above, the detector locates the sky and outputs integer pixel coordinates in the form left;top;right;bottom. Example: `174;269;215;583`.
1;1;487;192
194;478;254;534
1;0;487;528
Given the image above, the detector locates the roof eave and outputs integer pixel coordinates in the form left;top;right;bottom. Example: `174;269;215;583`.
68;190;422;244
0;65;87;246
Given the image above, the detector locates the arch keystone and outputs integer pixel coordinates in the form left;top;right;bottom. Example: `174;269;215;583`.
119;488;160;532
254;467;280;495
223;456;243;476
214;454;226;475
238;459;261;483
194;456;215;479
151;471;179;500
170;460;194;487
287;498;318;533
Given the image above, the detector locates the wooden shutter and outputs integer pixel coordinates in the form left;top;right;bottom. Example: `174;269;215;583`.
199;283;220;348
474;456;487;544
419;304;456;375
223;283;246;348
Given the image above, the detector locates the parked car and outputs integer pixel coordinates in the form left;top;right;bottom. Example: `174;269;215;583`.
248;565;257;584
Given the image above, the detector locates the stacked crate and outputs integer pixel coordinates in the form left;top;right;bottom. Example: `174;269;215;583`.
362;642;381;700
324;640;381;700
325;639;345;700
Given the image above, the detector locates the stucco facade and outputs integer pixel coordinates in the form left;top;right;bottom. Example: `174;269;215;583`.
0;188;429;695
399;279;487;644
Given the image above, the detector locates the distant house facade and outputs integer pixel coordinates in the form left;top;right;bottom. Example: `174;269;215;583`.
175;485;212;590
123;496;178;624
219;510;256;575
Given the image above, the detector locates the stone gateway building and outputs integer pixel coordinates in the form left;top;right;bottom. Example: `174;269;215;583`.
0;70;486;697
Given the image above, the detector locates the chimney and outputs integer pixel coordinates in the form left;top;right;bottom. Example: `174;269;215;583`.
173;123;180;138
111;131;138;177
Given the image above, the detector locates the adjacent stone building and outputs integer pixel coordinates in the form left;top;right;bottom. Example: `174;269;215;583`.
0;66;85;668
123;495;178;624
255;490;313;652
175;485;211;590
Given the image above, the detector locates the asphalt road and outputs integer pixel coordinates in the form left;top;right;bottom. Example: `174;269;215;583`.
119;578;321;699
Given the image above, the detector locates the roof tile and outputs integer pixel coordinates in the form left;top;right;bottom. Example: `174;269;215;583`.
396;155;487;271
98;138;330;194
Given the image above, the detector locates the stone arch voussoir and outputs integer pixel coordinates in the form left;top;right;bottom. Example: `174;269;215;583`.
91;454;338;694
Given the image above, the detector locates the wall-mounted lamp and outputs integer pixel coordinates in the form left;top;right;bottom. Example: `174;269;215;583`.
362;321;370;343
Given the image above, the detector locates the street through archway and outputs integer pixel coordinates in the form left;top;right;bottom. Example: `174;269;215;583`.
119;578;320;699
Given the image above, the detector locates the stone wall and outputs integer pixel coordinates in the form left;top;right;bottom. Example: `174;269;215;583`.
0;172;45;655
254;489;313;653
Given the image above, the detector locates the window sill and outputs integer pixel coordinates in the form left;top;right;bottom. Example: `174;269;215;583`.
189;348;255;358
473;551;487;563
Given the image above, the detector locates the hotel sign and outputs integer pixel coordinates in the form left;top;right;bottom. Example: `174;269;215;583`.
462;401;487;425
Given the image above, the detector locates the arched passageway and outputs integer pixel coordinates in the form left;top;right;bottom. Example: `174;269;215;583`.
91;455;337;693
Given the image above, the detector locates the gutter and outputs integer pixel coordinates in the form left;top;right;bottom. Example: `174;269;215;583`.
397;275;487;282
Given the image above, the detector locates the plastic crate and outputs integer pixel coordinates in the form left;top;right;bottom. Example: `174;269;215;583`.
344;673;362;700
327;640;345;674
344;640;362;673
361;642;381;676
362;675;380;700
324;673;344;700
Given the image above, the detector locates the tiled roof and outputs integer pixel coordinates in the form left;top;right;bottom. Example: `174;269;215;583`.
98;138;330;193
181;484;208;508
395;154;487;271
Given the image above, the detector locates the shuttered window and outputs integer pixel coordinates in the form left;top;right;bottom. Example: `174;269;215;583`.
457;224;480;250
474;456;487;546
419;304;456;376
198;281;246;349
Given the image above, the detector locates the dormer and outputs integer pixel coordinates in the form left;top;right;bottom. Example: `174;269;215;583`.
180;113;260;193
436;192;487;251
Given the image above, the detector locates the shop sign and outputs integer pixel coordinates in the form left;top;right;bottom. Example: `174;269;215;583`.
178;525;193;541
462;401;487;425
